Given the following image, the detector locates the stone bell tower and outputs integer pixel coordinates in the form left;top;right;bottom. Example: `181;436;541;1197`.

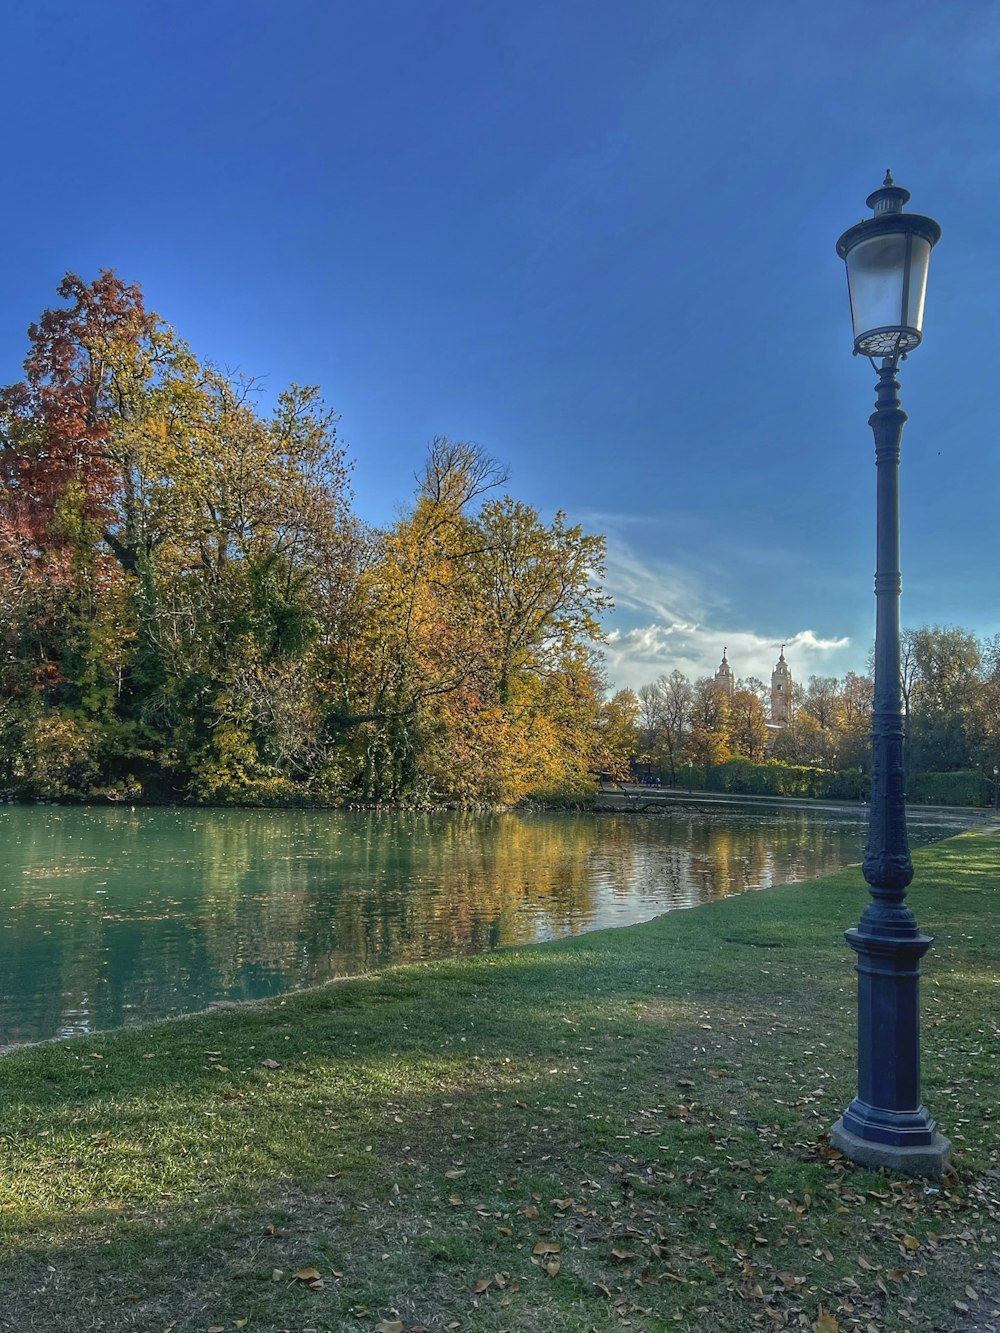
715;647;735;700
770;645;793;726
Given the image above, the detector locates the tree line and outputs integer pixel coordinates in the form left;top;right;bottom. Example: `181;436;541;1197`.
0;272;626;806
614;624;1000;789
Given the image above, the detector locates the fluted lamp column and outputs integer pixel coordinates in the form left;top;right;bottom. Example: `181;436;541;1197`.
830;173;950;1176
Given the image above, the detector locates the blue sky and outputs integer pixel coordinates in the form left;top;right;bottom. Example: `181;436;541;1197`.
2;1;998;693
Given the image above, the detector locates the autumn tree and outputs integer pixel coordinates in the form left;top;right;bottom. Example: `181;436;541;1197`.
905;625;981;773
596;689;640;779
686;677;731;774
728;686;768;761
652;669;692;783
0;278;615;806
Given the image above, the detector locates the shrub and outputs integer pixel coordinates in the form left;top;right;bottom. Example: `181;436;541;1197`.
907;770;991;808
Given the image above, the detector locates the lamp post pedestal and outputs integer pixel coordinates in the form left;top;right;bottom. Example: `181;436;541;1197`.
830;926;949;1175
829;361;950;1177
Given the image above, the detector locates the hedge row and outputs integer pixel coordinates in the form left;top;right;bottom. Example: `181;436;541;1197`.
664;761;996;807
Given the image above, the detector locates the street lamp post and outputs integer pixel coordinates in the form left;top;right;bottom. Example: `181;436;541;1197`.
830;174;950;1176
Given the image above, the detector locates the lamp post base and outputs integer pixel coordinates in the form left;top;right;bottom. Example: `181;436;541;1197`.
830;1117;951;1178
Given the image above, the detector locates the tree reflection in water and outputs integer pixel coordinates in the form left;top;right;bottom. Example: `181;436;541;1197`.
0;804;972;1045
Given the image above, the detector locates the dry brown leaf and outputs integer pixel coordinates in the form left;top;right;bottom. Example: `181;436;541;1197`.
472;1278;492;1293
375;1322;405;1333
261;1058;282;1070
610;1248;635;1263
532;1241;560;1255
902;1233;920;1250
522;1204;539;1219
292;1267;321;1282
445;1169;466;1179
545;1259;561;1276
811;1313;839;1333
448;1193;464;1205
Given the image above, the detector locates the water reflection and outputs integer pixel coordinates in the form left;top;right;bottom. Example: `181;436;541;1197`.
0;804;972;1044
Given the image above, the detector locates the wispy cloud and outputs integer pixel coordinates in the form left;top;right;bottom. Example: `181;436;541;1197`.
594;531;850;692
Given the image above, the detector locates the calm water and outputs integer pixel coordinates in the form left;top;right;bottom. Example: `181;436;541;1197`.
0;804;974;1045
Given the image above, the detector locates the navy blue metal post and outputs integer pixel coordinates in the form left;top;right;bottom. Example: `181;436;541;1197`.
830;362;950;1176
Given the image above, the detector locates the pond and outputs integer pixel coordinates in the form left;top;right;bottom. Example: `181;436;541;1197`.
0;803;976;1045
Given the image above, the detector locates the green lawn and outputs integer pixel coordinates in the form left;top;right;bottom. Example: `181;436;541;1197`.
1;830;998;1333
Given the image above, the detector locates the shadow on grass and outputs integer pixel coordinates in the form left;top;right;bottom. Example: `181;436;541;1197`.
0;834;995;1331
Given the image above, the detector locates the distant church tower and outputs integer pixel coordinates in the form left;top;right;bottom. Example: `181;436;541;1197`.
770;645;793;727
715;647;735;700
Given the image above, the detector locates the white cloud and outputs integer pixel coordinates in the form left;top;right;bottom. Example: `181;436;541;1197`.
595;532;850;693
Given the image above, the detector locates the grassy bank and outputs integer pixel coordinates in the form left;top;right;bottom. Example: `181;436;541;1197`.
1;833;998;1333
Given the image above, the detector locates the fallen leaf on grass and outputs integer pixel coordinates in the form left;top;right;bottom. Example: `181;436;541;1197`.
292;1267;321;1282
610;1249;635;1263
261;1058;282;1069
811;1313;839;1333
532;1241;560;1255
545;1259;560;1276
472;1278;492;1293
445;1169;466;1179
902;1233;920;1250
375;1322;405;1333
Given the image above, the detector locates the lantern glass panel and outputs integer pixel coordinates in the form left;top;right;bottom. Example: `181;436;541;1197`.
903;234;932;331
847;233;908;343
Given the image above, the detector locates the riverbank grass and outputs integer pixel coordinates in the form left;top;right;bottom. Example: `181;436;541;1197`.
1;831;998;1332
